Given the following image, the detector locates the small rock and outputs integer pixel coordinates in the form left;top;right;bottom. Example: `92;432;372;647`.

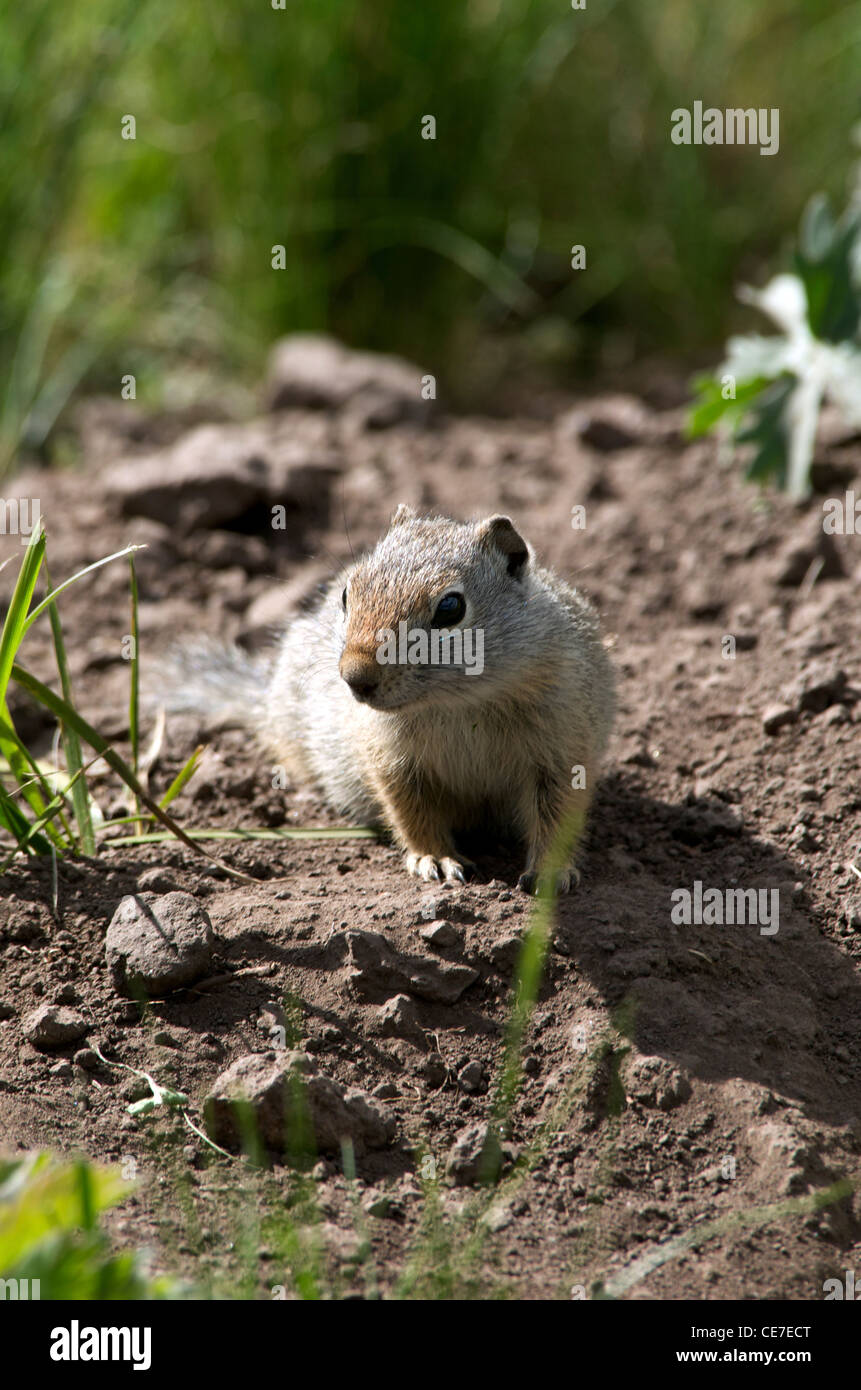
419;919;463;950
265;334;431;427
342;929;478;1004
0;1001;15;1021
53;984;79;1006
373;994;422;1039
823;704;851;726
745;1119;811;1196
22;1004;88;1052
371;1081;398;1100
557;395;649;452
416;1054;447;1089
482;1200;514;1233
487;933;523;972
762;703;797;735
791;825;821;853
104;424;270;530
137;867;181;894
797;784;821;802
362;1192;393;1219
50;1060;73;1079
458;1061;486;1094
205;1051;395;1156
343;1089;394;1150
153;1029;180;1048
120;1076;151;1103
73;1047;100;1072
105;892;215;997
110;1000;140;1026
626;1055;692;1111
446;1122;514;1186
783;661;848;716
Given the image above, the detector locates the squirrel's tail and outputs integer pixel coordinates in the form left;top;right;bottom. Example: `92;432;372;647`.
145;636;273;728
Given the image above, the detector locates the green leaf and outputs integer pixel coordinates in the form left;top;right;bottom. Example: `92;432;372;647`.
736;375;794;489
793;195;861;343
687;373;770;438
798;193;835;263
128;1089;188;1117
0;1151;129;1272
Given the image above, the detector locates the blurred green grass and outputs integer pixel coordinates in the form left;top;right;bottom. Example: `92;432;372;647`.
1;0;860;469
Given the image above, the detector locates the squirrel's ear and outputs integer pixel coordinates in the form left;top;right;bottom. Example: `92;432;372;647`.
389;503;417;527
476;515;529;578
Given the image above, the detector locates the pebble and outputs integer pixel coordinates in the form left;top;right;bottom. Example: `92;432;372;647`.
22;1004;89;1051
419;919;463;950
205;1051;395;1156
105;892;215;997
458;1061;486;1094
762;703;796;735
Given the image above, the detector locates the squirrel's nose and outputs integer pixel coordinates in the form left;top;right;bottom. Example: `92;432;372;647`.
339;653;381;701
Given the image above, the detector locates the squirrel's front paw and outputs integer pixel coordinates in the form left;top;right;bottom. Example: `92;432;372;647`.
406;852;474;885
518;866;581;896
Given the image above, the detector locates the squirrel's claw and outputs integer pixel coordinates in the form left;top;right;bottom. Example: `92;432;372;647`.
439;856;471;884
518;866;580;896
406;852;441;882
406;852;472;885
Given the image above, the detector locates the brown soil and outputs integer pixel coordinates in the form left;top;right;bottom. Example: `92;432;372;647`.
1;365;860;1300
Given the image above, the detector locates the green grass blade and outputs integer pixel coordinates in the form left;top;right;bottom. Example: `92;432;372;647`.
0;526;70;847
0;777;51;853
44;562;95;855
0;754;96;872
0;711;70;850
127;552;140;830
10;662;257;882
103;826;379;846
144;743;204;830
23;544;145;633
0;524;45;699
493;809;586;1124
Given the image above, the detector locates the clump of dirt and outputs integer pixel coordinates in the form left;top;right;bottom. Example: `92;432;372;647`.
1;339;860;1299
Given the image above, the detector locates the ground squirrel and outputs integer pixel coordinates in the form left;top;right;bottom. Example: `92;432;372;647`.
160;507;615;891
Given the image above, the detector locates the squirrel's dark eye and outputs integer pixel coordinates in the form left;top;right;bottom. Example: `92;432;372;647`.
341;587;348;612
433;591;466;626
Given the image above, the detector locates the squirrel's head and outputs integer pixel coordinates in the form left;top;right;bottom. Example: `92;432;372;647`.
337;507;534;712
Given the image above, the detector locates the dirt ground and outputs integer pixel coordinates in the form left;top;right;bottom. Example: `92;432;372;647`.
1;341;860;1299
